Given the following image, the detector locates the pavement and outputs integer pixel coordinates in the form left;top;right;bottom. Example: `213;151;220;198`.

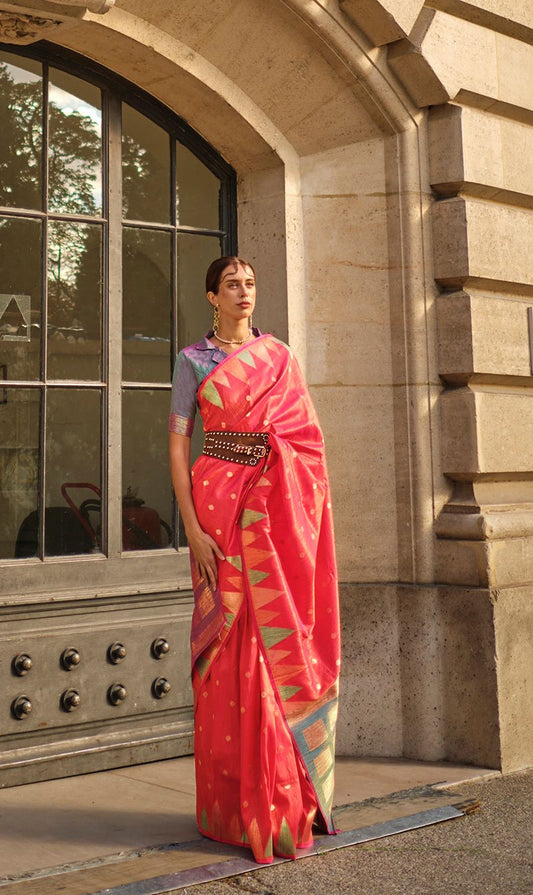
0;756;531;894
184;769;533;895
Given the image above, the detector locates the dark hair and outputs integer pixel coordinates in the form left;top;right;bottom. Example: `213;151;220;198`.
205;256;256;294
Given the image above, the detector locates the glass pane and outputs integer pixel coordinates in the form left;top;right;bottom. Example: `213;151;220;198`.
0;388;40;559
122;389;173;551
0;51;42;210
48;69;102;216
122;104;170;223
45;388;102;556
176;143;220;229
177;232;222;350
0;217;41;381
123;227;171;382
47;221;102;380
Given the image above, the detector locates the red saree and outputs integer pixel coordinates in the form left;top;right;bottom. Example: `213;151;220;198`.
189;334;340;863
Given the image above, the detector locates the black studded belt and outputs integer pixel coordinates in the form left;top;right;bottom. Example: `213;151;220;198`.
202;430;270;466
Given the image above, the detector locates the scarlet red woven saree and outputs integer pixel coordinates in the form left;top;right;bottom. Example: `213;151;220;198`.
189;334;340;863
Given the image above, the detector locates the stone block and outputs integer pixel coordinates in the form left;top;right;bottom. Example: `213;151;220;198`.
438;586;500;767
429;0;533;44
340;0;424;46
307;320;393;387
435;538;490;586
301;139;393;326
494;585;533;772
436;292;473;382
429;105;533;202
432;197;533;289
339;582;508;769
437;291;533;381
389;9;533;113
439;386;479;475
397;586;445;759
311;385;399;582
336;584;402;756
399;583;502;767
428;104;465;194
389;9;497;107
237;166;288;343
475;389;533;472
489;537;533;588
440;385;533;476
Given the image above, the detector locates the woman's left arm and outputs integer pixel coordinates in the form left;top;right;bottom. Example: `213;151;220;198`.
169;431;224;586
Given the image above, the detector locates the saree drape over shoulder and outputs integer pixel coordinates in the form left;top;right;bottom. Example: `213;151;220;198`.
188;334;340;864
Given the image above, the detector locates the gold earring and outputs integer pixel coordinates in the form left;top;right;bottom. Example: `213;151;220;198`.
213;305;220;332
248;314;253;332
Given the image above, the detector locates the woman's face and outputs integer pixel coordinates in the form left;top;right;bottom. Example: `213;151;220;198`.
208;262;256;325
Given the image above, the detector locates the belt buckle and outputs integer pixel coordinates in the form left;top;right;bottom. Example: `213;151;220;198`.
252;444;268;459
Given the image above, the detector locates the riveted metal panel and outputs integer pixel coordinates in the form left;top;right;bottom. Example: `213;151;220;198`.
0;592;194;786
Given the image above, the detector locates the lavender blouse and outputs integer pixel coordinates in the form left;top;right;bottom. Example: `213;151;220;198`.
169;329;263;437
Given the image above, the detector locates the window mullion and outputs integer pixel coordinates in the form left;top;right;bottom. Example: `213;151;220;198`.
106;94;123;557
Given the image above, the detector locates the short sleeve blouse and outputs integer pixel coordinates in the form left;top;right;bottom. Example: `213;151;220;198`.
169;330;261;437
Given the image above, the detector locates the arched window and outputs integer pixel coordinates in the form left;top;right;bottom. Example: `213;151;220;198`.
0;46;236;583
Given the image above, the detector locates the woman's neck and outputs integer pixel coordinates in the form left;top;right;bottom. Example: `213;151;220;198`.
213;320;252;345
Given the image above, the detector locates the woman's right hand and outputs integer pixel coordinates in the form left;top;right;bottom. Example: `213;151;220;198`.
187;529;225;589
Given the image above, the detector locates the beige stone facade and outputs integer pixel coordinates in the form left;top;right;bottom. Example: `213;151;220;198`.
1;0;532;775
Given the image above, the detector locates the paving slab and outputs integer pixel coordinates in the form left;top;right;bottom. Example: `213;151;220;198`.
0;755;498;892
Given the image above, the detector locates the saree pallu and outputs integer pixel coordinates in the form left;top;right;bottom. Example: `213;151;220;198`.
190;334;340;864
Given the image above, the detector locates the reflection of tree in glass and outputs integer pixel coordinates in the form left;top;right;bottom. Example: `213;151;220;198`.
48;222;101;337
0;62;103;338
0;63;101;215
48;98;101;216
0;63;42;209
123;229;170;341
122;132;155;221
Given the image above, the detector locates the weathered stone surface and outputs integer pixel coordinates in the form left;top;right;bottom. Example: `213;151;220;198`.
312;385;399;583
437;586;500;766
340;0;424;45
437;291;533;381
429;104;533;203
494;585;533;772
339;583;502;768
46;0;114;10
389;9;533;113
430;0;533;42
440;386;533;475
337;584;402;757
0;9;61;42
237;165;288;343
432;197;533;289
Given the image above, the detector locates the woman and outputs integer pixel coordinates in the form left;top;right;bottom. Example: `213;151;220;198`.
169;256;340;864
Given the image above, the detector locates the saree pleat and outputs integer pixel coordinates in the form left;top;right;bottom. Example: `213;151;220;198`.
189;335;340;863
194;601;317;862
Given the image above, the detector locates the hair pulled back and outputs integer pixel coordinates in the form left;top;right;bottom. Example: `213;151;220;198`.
205;256;256;295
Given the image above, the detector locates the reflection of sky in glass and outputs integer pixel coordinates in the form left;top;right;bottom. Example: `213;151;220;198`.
49;84;102;212
2;59;41;84
49;84;102;129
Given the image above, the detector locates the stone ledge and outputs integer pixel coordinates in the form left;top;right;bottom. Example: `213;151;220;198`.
389;9;533;113
429;0;533;45
339;0;424;46
436;508;533;541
